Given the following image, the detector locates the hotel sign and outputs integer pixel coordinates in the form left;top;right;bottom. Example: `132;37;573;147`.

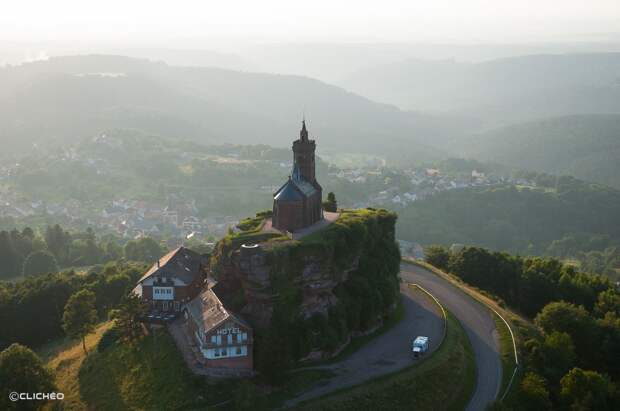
217;326;241;335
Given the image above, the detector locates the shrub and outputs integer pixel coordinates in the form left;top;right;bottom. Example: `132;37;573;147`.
97;327;121;352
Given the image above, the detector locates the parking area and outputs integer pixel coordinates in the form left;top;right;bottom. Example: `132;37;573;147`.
141;311;180;324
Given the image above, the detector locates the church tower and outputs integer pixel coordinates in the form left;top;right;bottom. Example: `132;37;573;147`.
292;120;318;186
272;120;323;232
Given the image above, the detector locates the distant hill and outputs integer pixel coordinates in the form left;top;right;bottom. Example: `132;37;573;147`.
462;114;620;189
397;178;620;259
0;55;467;160
340;53;620;124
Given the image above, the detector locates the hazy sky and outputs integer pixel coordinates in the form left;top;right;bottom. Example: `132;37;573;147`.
2;0;620;45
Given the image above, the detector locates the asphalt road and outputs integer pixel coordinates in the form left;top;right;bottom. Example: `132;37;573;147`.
401;262;502;411
284;283;444;407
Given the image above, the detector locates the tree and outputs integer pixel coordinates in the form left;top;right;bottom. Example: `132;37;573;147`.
0;231;19;279
123;237;164;262
102;240;123;261
108;293;147;342
535;301;596;345
0;343;55;411
519;372;552;410
322;192;338;212
560;367;616;410
68;238;102;266
541;331;576;381
22;250;59;277
424;245;450;270
62;289;98;354
98;274;132;313
594;289;620;318
44;224;71;265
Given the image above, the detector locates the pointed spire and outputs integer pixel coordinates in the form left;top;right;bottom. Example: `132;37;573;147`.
300;119;308;142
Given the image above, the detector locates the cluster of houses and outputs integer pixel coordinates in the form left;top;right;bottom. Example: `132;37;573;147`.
330;167;536;208
0;188;85;221
133;246;254;375
0;186;239;241
100;196;211;239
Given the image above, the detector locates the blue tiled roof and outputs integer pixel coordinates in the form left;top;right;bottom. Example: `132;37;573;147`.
274;179;304;201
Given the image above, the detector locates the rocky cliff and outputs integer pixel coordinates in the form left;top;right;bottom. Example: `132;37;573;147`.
210;208;401;367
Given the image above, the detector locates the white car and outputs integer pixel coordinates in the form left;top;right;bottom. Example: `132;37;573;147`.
412;336;429;358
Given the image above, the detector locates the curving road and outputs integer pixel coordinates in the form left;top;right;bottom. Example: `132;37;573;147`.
401;263;502;411
284;283;444;408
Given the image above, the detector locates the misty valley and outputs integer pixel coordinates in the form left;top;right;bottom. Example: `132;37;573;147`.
1;25;620;411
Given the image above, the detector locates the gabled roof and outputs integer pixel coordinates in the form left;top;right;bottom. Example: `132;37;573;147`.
293;178;317;197
137;246;206;285
186;288;251;334
273;164;317;201
274;178;304;202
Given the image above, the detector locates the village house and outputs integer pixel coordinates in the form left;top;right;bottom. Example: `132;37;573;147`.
133;246;254;374
182;216;202;232
133;246;207;312
184;287;254;372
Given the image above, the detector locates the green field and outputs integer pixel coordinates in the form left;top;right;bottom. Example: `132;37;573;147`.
77;328;237;410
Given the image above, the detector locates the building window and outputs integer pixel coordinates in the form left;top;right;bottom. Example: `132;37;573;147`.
236;333;242;343
242;332;248;341
221;348;227;357
236;347;242;355
211;335;217;344
227;334;233;345
153;286;174;300
216;335;222;345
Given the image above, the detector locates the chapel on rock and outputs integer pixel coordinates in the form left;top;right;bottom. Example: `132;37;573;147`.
272;121;323;232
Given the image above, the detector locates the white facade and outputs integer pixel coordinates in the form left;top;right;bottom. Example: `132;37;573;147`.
202;345;248;359
153;286;174;300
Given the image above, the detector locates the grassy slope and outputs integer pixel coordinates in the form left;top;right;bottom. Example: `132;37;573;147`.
296;311;476;411
38;321;114;411
77;328;238;411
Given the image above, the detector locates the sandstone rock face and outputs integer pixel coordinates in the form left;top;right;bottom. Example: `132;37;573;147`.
211;208;400;365
214;240;359;328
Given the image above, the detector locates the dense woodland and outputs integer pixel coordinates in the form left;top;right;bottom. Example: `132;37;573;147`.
399;176;620;279
465;114;620;190
426;246;620;410
0;261;146;349
0;224;169;280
